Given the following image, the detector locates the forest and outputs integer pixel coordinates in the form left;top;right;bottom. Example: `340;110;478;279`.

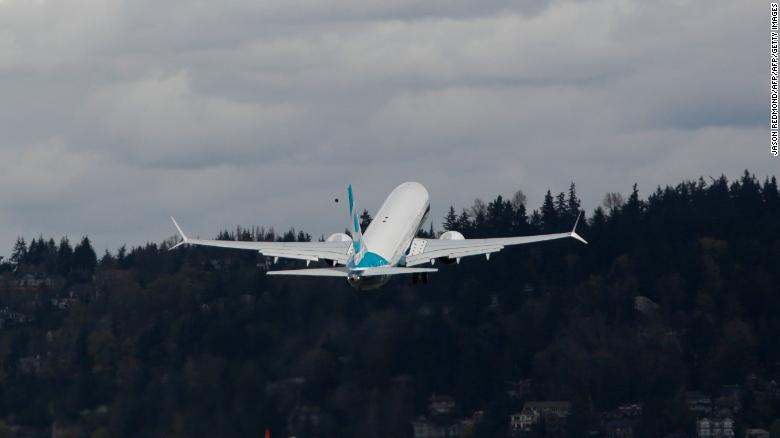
0;170;778;437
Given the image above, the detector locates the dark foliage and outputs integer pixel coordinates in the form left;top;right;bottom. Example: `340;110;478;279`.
0;172;778;437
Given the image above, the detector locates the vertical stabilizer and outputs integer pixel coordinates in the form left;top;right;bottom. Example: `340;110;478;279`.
347;184;366;264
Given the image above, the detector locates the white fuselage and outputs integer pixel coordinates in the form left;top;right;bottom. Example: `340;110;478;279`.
363;182;430;265
347;182;430;288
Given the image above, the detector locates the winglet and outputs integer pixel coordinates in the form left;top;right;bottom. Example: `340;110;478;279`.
570;211;588;244
170;217;189;250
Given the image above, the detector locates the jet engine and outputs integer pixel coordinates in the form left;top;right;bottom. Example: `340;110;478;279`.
326;232;353;243
437;230;464;264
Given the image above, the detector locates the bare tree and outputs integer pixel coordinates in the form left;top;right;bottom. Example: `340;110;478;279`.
511;189;527;210
470;198;486;218
603;192;625;211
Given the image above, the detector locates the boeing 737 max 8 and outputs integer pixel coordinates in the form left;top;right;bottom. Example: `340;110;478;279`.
170;182;587;289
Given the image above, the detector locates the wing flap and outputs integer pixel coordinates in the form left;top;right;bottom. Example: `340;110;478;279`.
405;245;503;266
404;217;587;266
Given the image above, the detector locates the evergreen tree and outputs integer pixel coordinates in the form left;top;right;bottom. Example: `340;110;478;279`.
72;236;97;276
360;209;373;231
443;206;458;231
116;245;127;269
10;237;27;266
512;202;530;234
43;238;58;272
58;237;73;274
541;190;557;232
457;210;472;236
486;196;513;236
623;183;643;220
27;237;45;265
555;191;567;219
567;182;581;217
99;250;116;269
282;228;296;242
530;209;542;230
763;176;779;207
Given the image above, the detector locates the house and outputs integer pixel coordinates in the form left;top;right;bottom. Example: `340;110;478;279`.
510;409;538;433
510;401;571;435
696;417;734;438
12;273;53;290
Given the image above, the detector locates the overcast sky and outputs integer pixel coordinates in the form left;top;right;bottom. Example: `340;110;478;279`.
0;0;771;256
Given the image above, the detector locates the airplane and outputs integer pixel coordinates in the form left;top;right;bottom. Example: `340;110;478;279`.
170;182;587;290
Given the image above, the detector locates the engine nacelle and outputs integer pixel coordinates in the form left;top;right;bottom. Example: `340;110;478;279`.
439;231;465;240
437;231;465;264
326;232;353;243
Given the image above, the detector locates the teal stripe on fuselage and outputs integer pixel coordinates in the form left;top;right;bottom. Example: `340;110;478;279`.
349;251;389;269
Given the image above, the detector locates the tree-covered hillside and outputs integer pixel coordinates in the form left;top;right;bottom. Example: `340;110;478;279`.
0;171;778;437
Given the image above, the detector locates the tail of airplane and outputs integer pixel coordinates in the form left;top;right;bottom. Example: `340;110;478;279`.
348;184;366;264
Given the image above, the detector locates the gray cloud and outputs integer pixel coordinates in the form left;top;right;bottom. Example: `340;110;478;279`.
0;0;772;256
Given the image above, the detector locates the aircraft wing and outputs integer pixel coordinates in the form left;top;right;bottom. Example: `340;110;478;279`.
169;218;352;264
404;214;588;267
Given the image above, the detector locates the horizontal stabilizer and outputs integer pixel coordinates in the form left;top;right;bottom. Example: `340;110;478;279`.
267;268;349;277
358;267;438;276
265;266;438;277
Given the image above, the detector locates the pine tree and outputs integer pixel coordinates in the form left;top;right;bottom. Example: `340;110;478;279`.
10;237;27;266
567;182;581;217
763;176;779;211
116;245;127;268
541;190;557;232
27;237;44;265
443;206;458;231
282;228;296;242
99;250;116;269
513;202;530;234
58;237;73;275
624;183;643;219
530;209;543;231
554;191;567;218
360;209;373;231
72;236;97;276
457;210;471;236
